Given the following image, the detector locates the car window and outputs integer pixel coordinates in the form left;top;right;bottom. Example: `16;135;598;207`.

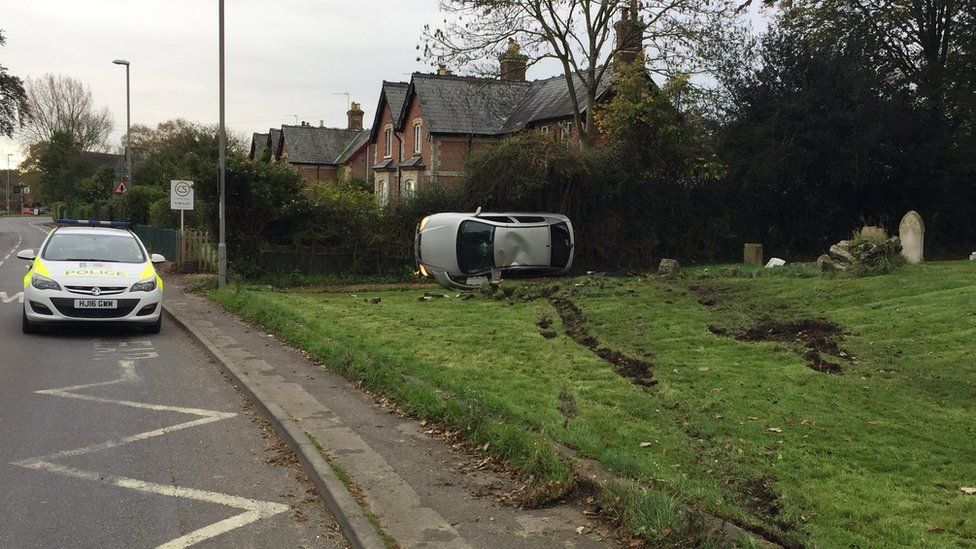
480;216;513;223
42;233;146;263
457;221;494;275
514;216;546;223
550;222;572;268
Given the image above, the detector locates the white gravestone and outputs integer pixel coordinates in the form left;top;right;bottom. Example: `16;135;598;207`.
899;211;925;264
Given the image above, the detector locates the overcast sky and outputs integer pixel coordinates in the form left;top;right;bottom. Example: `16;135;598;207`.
0;0;767;168
0;0;457;166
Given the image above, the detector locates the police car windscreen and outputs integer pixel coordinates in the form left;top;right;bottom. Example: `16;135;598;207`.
42;234;146;263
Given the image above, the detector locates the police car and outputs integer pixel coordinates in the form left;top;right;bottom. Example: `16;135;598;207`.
18;220;166;334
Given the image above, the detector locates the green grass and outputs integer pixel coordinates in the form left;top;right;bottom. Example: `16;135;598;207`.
211;262;976;546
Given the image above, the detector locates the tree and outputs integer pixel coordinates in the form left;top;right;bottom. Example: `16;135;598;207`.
0;30;28;138
775;0;976;114
21;74;113;151
423;0;744;142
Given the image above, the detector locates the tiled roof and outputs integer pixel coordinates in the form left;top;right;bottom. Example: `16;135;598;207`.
280;125;365;165
403;74;530;135
395;67;616;136
369;82;409;141
336;130;371;163
268;129;282;160
501;67;615;132
249;132;269;159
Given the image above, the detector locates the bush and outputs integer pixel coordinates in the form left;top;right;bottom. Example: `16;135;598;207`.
121;185;167;224
149;197;179;229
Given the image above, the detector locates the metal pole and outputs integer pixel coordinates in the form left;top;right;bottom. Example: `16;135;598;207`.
125;63;131;186
5;154;10;213
217;0;227;286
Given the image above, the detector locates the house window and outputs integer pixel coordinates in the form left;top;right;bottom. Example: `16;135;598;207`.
402;176;416;198
561;121;573;137
540;125;550;134
413;124;422;154
384;127;393;158
376;174;390;206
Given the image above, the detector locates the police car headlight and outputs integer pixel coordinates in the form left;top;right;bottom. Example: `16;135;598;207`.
130;277;157;292
31;274;61;291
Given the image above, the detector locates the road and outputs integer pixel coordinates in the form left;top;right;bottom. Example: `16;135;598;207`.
0;216;345;548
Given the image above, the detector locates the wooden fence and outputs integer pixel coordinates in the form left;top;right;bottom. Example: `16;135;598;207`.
180;229;217;273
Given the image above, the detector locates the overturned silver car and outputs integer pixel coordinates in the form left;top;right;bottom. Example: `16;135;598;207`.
415;210;575;290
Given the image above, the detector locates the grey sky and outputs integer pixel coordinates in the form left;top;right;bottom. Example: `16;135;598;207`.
0;0;768;169
0;0;454;165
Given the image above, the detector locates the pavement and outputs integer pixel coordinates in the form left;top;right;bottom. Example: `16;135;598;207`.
0;216;347;548
163;277;617;548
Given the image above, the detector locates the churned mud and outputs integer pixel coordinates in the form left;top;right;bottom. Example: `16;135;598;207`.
710;318;853;374
550;297;656;387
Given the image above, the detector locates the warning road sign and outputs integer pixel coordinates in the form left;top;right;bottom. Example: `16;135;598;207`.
114;179;127;195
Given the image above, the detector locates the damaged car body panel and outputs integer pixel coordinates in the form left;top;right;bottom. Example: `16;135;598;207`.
416;211;574;290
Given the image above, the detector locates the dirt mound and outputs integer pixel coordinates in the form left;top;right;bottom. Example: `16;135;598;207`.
711;318;853;374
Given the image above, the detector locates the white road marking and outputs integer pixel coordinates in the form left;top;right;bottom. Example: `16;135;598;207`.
28;221;50;234
11;354;288;548
0;291;23;304
0;229;22;268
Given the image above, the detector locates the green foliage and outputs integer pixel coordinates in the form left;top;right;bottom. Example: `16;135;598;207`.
0;30;28;138
74;165;114;203
120;184;166;224
148;196;179;229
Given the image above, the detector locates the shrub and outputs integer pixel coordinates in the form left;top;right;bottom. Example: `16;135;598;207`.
121;185;167;224
149;197;179;229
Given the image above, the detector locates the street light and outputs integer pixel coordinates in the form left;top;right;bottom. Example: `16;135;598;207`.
5;153;10;213
217;0;227;286
112;59;131;189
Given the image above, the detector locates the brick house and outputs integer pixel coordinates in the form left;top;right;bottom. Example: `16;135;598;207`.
361;5;644;204
248;132;269;160
272;116;369;183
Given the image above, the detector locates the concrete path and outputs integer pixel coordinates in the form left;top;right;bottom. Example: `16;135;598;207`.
164;276;615;549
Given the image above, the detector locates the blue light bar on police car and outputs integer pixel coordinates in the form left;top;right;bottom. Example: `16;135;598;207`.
55;219;133;228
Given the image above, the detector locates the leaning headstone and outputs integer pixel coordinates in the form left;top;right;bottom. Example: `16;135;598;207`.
859;226;887;240
899;211;925;264
970;252;976;261
744;243;763;266
658;258;680;276
765;258;786;268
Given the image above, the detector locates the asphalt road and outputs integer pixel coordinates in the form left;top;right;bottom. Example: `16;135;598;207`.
0;216;345;548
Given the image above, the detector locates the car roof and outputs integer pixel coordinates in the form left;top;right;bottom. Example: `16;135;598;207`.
53;227;135;237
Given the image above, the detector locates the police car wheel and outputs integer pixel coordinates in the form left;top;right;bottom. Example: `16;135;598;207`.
22;307;40;335
143;316;162;334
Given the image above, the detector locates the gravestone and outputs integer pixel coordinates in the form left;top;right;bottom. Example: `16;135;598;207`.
658;258;680;275
898;211;925;264
744;243;763;266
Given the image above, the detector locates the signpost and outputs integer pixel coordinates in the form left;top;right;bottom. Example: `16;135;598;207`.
170;180;194;231
113;179;127;195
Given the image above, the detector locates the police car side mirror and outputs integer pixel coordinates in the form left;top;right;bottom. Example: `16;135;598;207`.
16;249;35;261
150;253;166;264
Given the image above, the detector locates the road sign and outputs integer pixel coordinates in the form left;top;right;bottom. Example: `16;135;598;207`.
114;179;127;195
170;180;194;210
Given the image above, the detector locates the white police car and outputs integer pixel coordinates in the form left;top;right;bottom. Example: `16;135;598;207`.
18;220;166;334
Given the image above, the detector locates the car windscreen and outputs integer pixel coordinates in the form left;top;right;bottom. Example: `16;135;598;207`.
457;220;494;275
42;233;146;263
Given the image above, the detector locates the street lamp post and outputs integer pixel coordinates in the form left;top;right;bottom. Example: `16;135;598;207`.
217;0;227;286
5;154;10;213
112;59;131;188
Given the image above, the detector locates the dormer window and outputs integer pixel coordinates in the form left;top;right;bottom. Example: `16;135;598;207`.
384;127;393;158
413;123;422;154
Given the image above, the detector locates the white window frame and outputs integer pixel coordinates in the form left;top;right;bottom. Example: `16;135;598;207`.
413;124;422;154
384;127;393;158
540;125;550;134
403;177;416;198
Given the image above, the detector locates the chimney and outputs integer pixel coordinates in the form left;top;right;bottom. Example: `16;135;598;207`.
437;64;452;76
613;0;644;65
319;120;324;127
347;101;364;131
499;38;528;82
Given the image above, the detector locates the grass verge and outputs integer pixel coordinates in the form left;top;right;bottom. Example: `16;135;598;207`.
211;261;976;546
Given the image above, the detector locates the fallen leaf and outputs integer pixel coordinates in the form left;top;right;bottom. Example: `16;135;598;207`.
747;416;759;421
800;419;812;425
767;427;783;433
576;526;586;535
698;366;710;372
961;487;976;495
639;441;653;448
714;414;723;419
